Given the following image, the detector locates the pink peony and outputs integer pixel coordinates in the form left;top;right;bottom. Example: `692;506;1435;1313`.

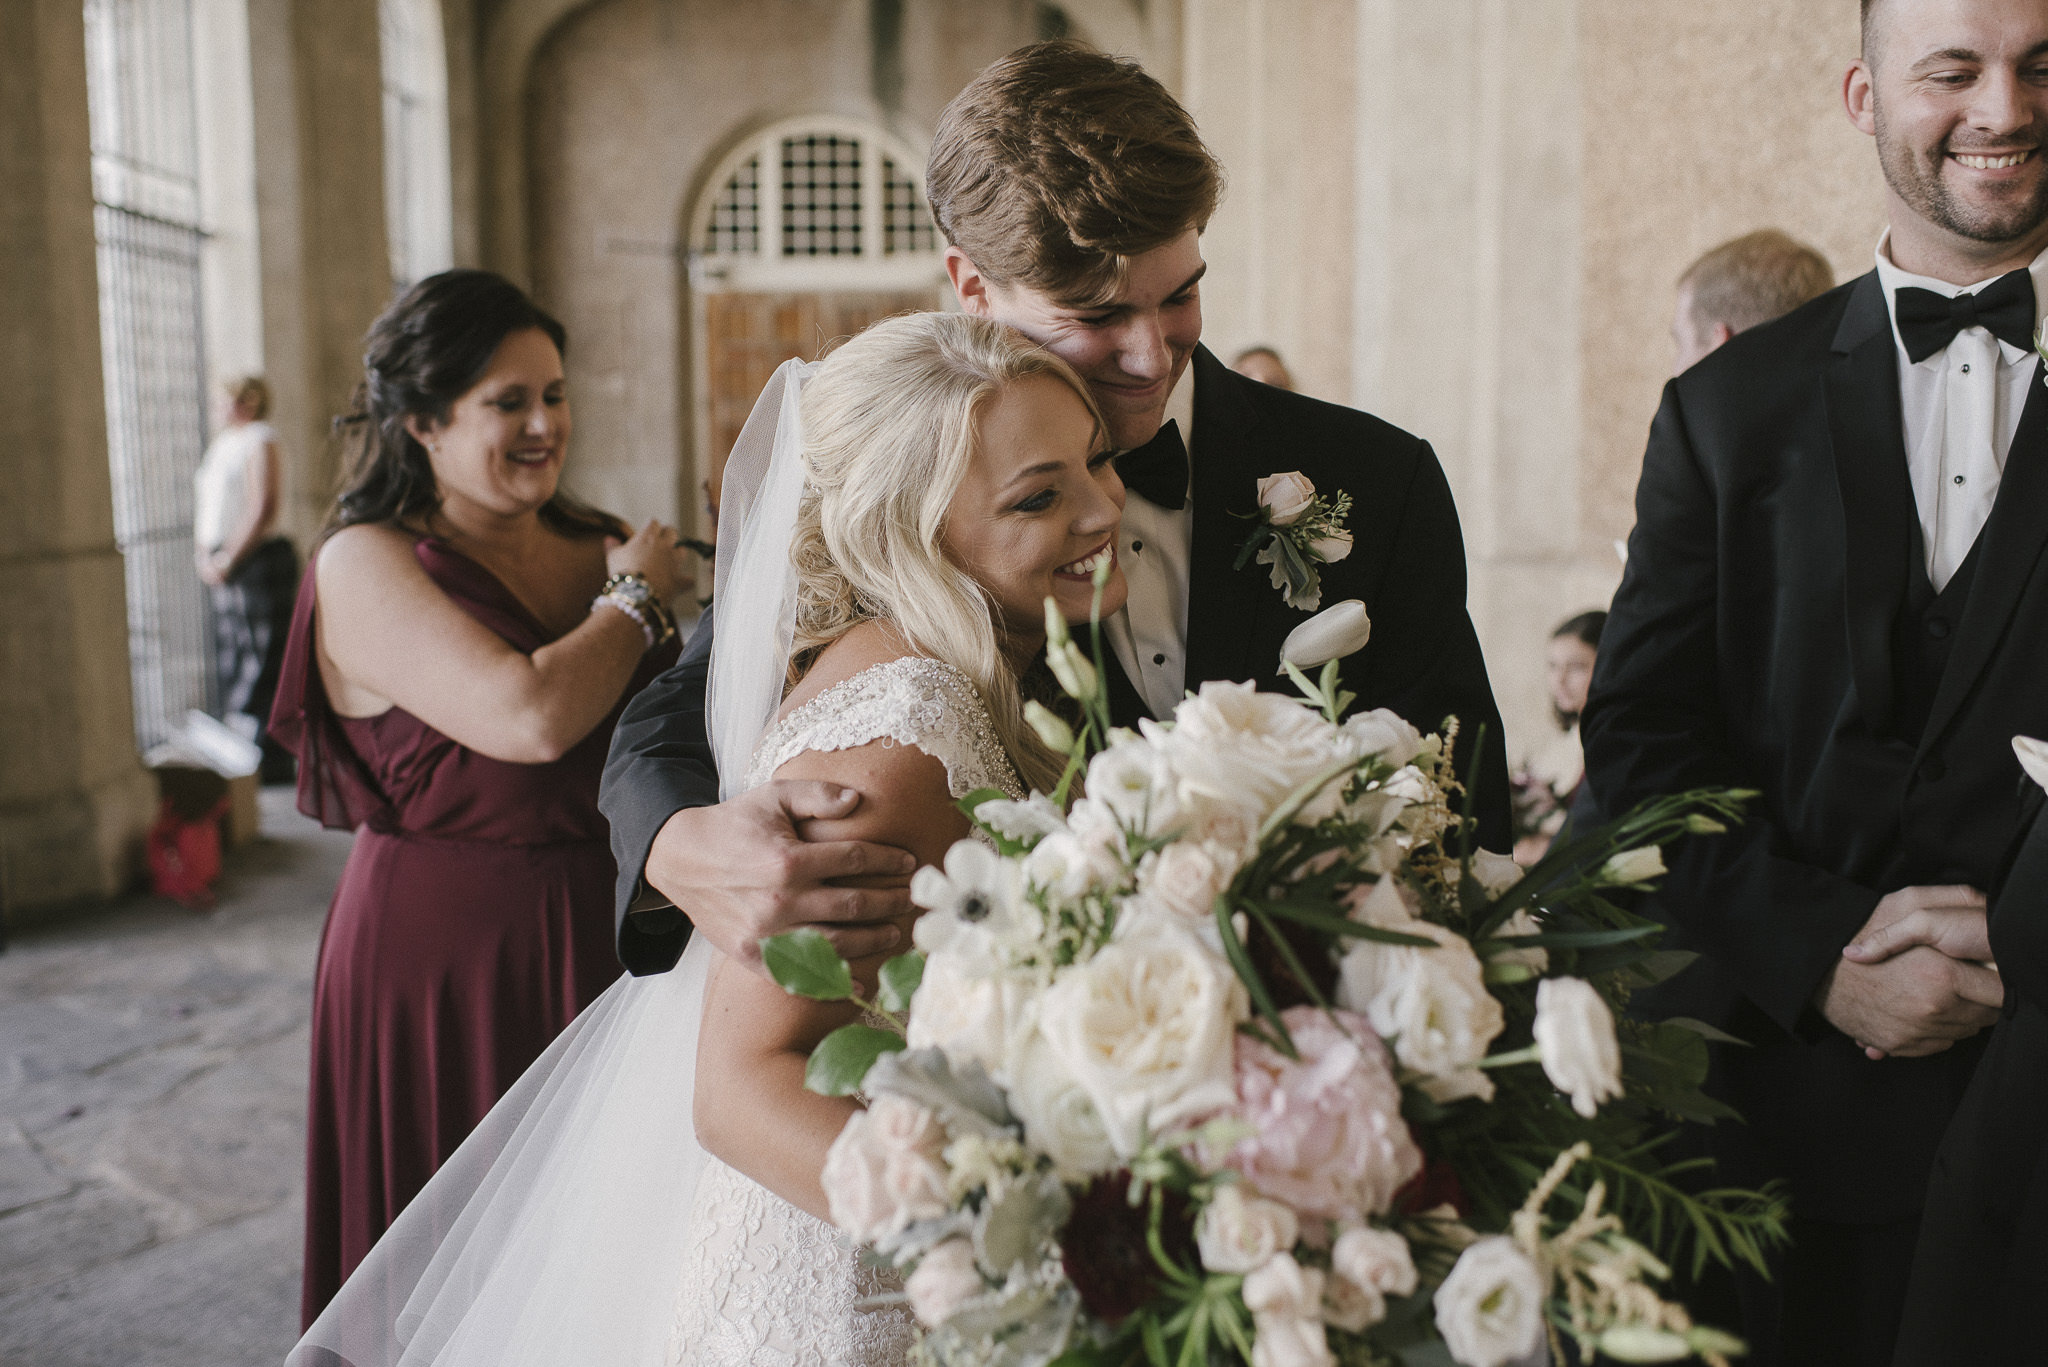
1204;1007;1422;1222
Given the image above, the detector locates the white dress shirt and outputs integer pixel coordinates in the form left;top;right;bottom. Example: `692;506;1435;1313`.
1104;365;1197;718
1874;235;2048;591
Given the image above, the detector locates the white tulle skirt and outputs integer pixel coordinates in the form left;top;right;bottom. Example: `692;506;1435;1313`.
289;940;717;1367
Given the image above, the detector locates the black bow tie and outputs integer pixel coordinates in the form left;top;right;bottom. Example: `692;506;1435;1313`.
1115;420;1188;511
1894;269;2037;363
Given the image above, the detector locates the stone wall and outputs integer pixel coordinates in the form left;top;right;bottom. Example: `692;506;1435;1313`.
1187;0;1879;770
0;0;158;920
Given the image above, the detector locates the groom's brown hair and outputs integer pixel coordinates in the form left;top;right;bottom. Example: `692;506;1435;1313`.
926;40;1223;306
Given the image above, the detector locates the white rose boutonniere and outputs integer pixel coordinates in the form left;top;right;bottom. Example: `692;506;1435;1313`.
1238;471;1355;612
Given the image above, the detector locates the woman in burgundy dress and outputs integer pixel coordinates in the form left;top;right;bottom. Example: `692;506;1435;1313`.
271;270;682;1326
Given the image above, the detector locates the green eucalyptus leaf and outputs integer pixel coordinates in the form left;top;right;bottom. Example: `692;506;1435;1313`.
803;1024;906;1096
878;952;926;1013
761;929;853;1002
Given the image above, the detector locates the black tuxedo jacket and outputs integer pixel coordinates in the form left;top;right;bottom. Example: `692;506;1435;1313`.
1582;270;2048;1223
601;344;1508;975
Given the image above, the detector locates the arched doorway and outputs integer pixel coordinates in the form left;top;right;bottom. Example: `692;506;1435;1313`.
685;116;947;540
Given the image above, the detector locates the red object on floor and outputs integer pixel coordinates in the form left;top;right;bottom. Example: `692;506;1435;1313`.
146;795;229;908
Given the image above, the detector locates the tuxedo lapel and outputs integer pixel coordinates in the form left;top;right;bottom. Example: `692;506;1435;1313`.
1921;359;2048;750
1182;346;1267;691
1102;643;1151;728
1823;273;1916;732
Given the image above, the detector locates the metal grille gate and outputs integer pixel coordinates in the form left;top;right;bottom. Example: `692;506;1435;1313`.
83;0;213;752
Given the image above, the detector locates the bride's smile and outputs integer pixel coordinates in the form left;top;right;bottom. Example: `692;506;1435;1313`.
940;370;1130;646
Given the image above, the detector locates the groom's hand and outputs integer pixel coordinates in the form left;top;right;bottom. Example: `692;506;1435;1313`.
644;781;918;975
1817;885;2001;1059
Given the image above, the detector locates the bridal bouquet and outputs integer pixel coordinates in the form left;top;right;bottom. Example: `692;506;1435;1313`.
768;590;1783;1367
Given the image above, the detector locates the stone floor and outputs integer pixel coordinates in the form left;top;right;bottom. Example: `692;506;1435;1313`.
0;787;346;1367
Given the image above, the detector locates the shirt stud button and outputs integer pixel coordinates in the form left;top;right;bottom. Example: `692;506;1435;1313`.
1152;653;1165;665
1961;363;1972;374
1955;474;1967;485
1131;540;1143;553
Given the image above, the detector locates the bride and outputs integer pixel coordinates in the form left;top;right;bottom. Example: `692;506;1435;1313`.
288;310;1127;1367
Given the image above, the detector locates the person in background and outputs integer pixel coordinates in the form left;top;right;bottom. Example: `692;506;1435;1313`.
194;375;298;780
268;269;681;1326
1512;610;1604;865
1230;343;1295;390
1671;229;1836;373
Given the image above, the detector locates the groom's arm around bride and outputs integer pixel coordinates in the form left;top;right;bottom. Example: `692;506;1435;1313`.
600;39;1510;977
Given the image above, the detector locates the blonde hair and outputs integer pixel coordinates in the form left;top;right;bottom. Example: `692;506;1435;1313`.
790;312;1104;795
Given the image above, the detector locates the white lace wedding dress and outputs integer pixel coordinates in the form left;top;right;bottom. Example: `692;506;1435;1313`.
665;656;1024;1367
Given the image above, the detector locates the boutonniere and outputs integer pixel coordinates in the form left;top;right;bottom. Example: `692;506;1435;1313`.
2034;323;2048;385
1234;471;1354;611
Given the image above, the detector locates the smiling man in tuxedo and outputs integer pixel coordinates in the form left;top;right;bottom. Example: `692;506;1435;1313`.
1582;1;2048;1362
600;41;1507;984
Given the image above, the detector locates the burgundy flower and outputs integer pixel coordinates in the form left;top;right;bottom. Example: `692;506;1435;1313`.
1392;1154;1469;1219
1059;1172;1196;1324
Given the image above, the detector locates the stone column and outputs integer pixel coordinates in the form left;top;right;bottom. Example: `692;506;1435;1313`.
246;0;393;544
0;0;157;922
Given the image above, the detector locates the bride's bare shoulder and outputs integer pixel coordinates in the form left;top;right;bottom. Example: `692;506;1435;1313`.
776;620;920;716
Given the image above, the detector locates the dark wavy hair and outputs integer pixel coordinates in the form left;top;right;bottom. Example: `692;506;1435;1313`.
1551;610;1607;729
328;269;623;540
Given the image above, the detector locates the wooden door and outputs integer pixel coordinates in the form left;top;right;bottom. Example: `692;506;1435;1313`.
702;290;937;535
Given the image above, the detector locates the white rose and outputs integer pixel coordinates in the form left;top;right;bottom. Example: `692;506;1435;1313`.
821;1096;950;1242
1195;1184;1301;1275
1038;922;1247;1155
1135;841;1239;925
1063;796;1134;886
1308;531;1354;564
1486;907;1549;976
906;1238;984;1327
1533;977;1624;1118
1160;682;1341;836
1324;1225;1417;1330
2016;734;2048;792
1433;1236;1547;1367
1598;845;1667;887
1336;921;1504;1104
907;949;1040;1083
1279;600;1371;671
1338;708;1425;770
1257;471;1318;525
1025;830;1100;901
1087;737;1183;839
1251;1313;1335;1367
1242;1252;1325;1318
1004;1034;1118;1180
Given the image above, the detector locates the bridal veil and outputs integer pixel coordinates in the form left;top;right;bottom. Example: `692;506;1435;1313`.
288;359;818;1367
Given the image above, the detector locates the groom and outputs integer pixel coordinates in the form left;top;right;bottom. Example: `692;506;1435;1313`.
601;40;1508;977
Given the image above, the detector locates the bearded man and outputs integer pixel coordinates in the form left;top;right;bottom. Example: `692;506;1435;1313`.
1582;1;2048;1362
600;42;1506;977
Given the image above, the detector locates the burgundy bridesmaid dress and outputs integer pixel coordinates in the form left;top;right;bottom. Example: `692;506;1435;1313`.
270;539;678;1327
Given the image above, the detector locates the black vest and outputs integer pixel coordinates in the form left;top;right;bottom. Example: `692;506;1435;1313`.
1891;522;1984;746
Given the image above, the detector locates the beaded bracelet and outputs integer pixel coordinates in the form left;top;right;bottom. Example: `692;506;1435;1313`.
592;592;657;649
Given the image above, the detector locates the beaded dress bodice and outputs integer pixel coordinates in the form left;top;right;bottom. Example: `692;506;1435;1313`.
666;657;1022;1367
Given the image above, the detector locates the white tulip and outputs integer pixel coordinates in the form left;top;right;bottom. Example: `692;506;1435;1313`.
1279;600;1373;671
1533;977;1624;1118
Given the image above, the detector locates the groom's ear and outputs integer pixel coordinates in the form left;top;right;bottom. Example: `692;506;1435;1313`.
945;246;995;316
